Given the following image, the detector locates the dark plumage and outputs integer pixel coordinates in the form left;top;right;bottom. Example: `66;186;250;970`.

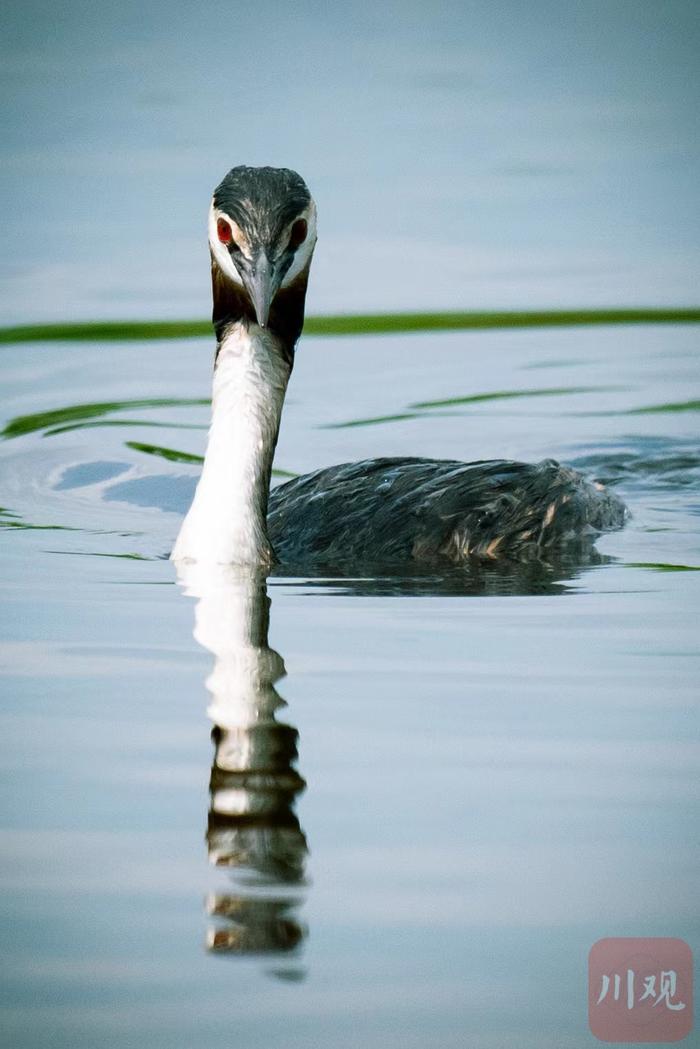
213;166;311;252
268;456;628;568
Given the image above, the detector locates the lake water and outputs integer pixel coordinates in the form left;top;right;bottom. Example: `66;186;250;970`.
2;0;699;324
1;322;698;1048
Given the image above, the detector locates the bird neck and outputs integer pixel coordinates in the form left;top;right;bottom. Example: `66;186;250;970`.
171;323;291;565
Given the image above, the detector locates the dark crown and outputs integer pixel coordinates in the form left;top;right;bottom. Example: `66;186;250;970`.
213;166;311;248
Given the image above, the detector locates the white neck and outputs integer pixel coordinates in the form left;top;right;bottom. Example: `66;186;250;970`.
171;323;290;565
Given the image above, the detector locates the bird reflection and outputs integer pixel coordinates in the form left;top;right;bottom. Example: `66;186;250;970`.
175;540;612;962
176;563;308;960
270;542;615;597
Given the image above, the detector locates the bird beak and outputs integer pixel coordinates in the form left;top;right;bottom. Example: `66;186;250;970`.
246;252;277;329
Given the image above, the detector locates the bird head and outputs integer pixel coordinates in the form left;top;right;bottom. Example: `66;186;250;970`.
209;166;316;336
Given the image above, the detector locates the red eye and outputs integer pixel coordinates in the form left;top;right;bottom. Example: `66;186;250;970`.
289;219;307;250
217;218;233;245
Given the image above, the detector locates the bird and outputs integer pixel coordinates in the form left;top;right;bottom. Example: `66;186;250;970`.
171;165;627;569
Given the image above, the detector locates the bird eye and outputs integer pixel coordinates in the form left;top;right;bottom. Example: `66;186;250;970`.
289;219;307;251
217;218;235;247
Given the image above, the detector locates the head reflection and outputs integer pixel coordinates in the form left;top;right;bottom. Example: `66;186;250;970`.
176;563;308;959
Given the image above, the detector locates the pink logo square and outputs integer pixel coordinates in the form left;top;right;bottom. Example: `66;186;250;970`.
589;938;693;1042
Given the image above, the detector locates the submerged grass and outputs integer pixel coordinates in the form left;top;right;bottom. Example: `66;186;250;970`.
125;440;298;477
322;412;423;430
2;399;209;439
410;385;616;409
126;441;203;465
0;517;78;532
45;419;208;436
1;307;699;345
4;387;697;441
625;562;700;572
325;386;617;428
579;400;700;418
625;400;700;414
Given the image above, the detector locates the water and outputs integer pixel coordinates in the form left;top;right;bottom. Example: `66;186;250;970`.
2;0;699;323
1;322;698;1048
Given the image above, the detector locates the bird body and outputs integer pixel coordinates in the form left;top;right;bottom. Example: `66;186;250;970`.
268;456;626;568
171;165;627;569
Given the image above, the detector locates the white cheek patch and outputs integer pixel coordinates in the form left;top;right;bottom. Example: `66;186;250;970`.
208;202;250;287
280;200;317;288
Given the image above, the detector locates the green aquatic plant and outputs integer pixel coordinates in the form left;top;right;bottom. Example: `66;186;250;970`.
625;562;700;572
2;399;209;439
0;307;699;345
125;440;298;477
0;511;78;532
325;386;617;429
321;412;423;430
625;400;700;415
410;386;617;409
579;400;700;418
44;419;208;436
126;441;204;464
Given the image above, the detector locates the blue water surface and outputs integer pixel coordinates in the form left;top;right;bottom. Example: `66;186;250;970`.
0;323;698;1048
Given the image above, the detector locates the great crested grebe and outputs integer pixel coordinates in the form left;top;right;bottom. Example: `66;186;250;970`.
171;165;627;568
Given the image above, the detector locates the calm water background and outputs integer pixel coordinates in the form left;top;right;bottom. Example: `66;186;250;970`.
1;325;699;1048
1;0;699;322
1;2;699;1047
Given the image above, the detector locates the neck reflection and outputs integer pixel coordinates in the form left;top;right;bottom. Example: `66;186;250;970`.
176;563;308;959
